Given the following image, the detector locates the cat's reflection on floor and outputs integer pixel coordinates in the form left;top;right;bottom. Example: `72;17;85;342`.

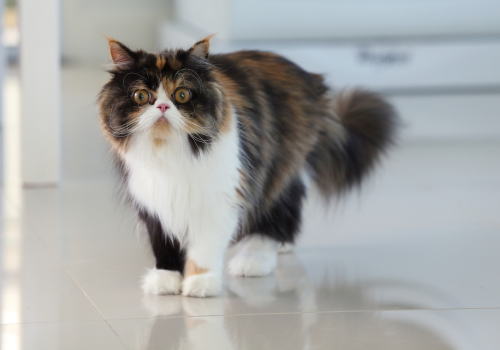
137;253;469;350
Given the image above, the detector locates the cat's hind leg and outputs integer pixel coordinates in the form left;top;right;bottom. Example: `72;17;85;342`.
228;177;305;277
139;210;186;295
228;234;280;277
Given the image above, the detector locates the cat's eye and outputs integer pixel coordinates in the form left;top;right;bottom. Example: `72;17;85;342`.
133;89;151;105
173;88;191;104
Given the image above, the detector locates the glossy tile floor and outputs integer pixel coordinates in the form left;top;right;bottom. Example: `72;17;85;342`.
1;67;500;349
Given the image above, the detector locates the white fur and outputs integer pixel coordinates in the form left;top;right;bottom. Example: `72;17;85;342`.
141;269;182;295
228;235;279;277
125;83;241;296
182;273;222;298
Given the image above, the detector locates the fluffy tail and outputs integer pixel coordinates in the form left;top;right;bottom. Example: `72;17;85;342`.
307;89;399;196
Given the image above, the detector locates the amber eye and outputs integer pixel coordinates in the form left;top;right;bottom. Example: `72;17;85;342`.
174;88;191;104
133;89;150;105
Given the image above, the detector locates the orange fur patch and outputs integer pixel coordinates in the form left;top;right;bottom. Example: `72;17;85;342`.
235;187;245;200
168;57;182;70
150;118;171;140
212;71;246;111
218;107;233;134
183;121;205;134
184;259;209;277
156;55;166;70
98;86;145;156
99;119;130;156
162;78;176;97
211;71;244;134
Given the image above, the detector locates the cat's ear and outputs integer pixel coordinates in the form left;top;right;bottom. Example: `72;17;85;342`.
106;37;135;70
188;34;216;59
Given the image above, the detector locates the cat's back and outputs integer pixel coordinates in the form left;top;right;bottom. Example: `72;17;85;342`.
210;50;327;98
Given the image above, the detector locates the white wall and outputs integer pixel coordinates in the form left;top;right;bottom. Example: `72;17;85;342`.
61;0;172;65
176;0;500;41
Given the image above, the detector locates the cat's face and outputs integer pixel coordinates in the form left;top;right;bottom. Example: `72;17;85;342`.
98;36;227;154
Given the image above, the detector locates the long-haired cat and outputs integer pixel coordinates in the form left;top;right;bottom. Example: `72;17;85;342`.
98;36;398;297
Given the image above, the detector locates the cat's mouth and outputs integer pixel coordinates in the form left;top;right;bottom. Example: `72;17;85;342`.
156;116;169;124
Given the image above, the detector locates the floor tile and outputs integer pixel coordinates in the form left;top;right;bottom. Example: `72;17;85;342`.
300;186;490;246
13;173;500;320
0;321;126;350
0;198;104;324
224;229;500;316
51;226;500;321
109;309;500;350
20;182;140;264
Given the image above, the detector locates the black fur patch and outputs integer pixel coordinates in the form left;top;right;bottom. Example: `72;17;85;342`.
187;133;213;156
249;177;306;243
138;209;186;272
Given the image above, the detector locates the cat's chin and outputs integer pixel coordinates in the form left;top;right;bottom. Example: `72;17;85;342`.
150;117;171;139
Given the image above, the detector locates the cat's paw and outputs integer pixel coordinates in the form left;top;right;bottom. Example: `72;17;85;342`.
228;250;277;277
182;273;222;298
141;268;182;295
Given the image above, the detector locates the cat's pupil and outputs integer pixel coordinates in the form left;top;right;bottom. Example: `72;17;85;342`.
139;93;144;101
180;91;185;100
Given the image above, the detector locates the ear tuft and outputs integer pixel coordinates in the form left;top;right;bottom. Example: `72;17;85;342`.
188;34;216;59
106;37;135;70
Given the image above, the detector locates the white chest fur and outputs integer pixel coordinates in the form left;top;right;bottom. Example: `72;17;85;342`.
123;122;242;245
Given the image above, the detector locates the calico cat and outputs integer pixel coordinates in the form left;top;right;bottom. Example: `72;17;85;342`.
98;36;398;298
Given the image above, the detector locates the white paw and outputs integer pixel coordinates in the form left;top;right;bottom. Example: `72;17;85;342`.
141;268;182;295
182;273;222;298
228;251;277;277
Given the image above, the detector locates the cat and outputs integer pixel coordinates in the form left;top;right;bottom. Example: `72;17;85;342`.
97;35;398;298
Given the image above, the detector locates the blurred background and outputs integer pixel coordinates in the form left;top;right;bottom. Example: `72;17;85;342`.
2;0;500;185
0;1;500;349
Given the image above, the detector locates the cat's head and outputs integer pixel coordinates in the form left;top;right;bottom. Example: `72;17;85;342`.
98;35;228;155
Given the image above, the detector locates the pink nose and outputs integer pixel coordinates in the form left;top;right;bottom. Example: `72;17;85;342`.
157;103;169;113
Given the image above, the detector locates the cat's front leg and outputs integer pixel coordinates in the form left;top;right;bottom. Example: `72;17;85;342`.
182;208;239;298
139;210;186;295
182;258;223;298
